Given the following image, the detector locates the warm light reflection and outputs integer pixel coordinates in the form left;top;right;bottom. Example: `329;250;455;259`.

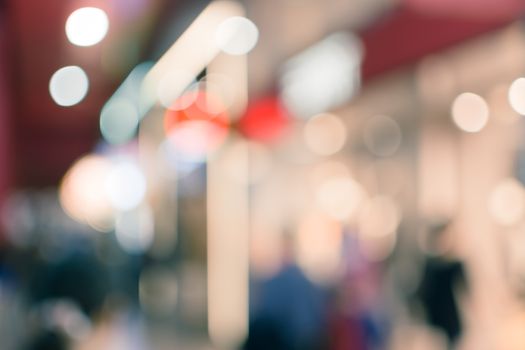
215;16;259;55
65;7;109;47
49;66;89;107
309;160;351;188
250;230;283;278
359;195;400;238
363;115;402;157
488;178;525;226
508;77;525;116
59;154;114;230
357;195;399;258
359;230;397;262
316;176;366;221
304;113;347;156
163;91;229;159
451;92;489;133
296;212;343;284
358;195;399;260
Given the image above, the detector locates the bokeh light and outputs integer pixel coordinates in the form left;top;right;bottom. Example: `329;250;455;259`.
115;205;154;253
508;77;525;116
359;196;400;238
296;212;343;284
49;66;89;107
309;161;351;188
215;16;259;55
100;98;139;145
105;160;147;212
304;113;347;156
238;96;290;143
316;176;366;221
363;115;402;157
65;7;109;47
164;91;229;158
359;231;397;262
59;154;114;230
280;32;363;118
451;92;489;133
488;178;525;226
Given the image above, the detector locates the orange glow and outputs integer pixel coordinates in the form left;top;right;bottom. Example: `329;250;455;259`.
59;154;114;231
296;212;343;283
488;178;525;226
163;91;229;158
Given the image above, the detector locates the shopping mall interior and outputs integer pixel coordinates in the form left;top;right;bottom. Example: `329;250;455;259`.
1;0;525;349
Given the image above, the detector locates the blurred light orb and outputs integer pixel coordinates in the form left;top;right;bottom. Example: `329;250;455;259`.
115;205;154;253
65;7;109;47
157;140;203;179
359;230;397;262
296;213;343;284
508;77;525;116
316;177;365;221
363;115;402;157
100;98;139;144
304;113;347;156
105;161;147;211
488;178;525;226
164;91;229;159
215;16;259;55
239;96;290;143
309;161;351;188
49;66;89;107
359;196;400;238
59;154;114;228
280;32;362;118
451;92;489;133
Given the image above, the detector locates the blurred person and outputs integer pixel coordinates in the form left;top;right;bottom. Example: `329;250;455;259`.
244;232;328;350
328;236;390;350
24;245;111;350
25;328;69;350
327;282;368;350
415;220;468;350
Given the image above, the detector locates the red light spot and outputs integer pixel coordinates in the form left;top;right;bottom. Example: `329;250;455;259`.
238;96;290;143
164;91;229;157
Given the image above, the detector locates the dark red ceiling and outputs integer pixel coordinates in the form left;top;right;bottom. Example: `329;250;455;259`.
3;0;525;188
